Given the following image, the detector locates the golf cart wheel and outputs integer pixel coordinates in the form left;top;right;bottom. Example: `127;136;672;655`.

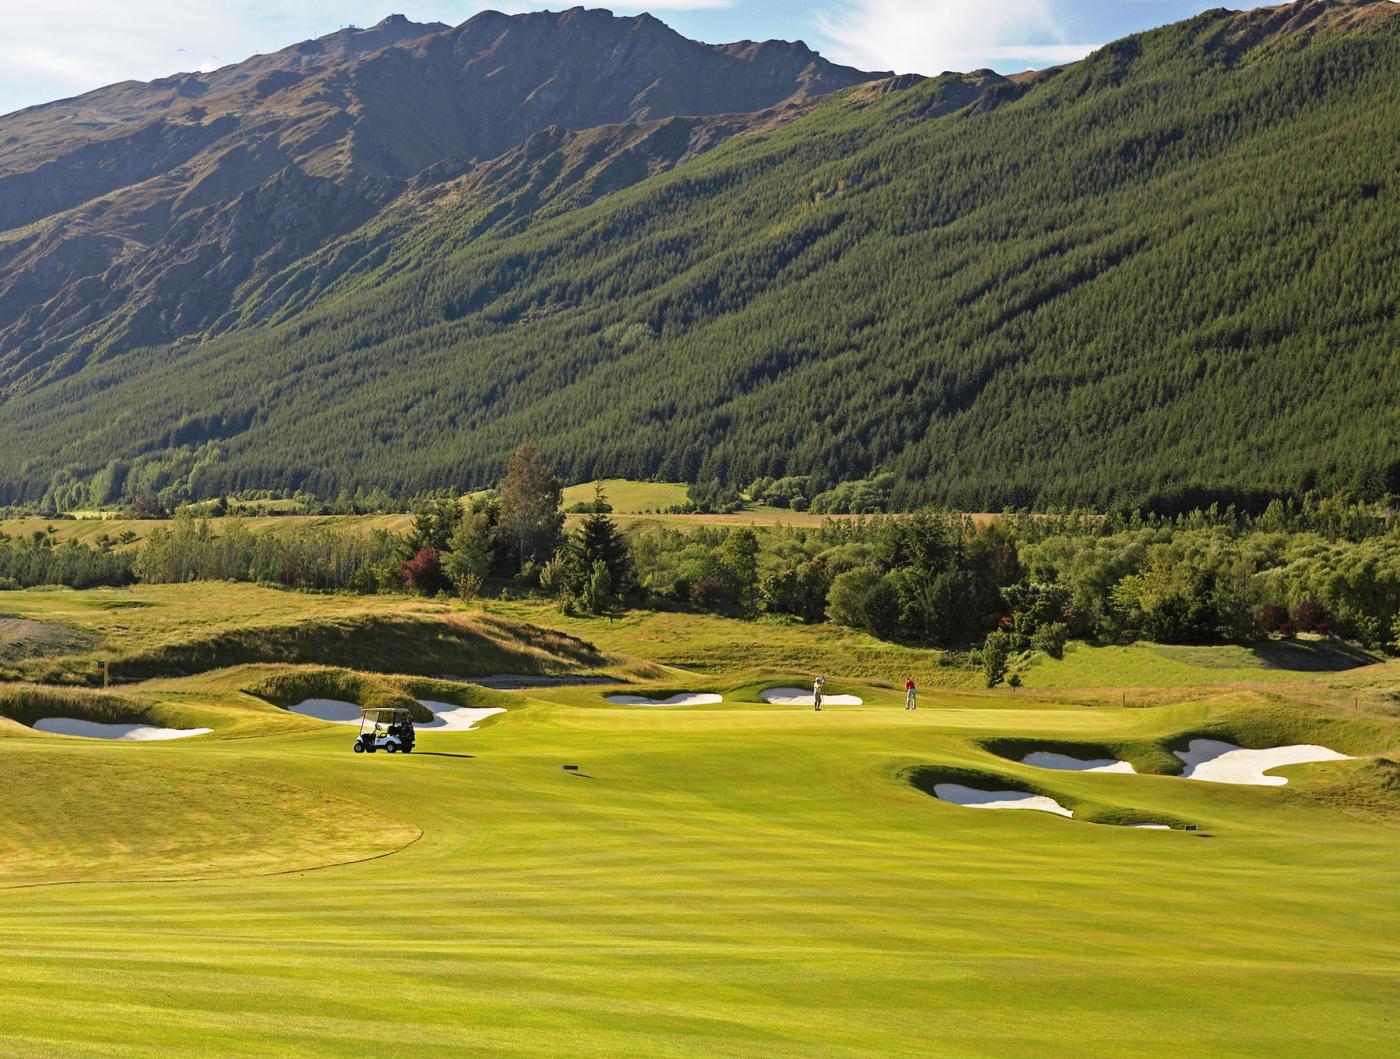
402;745;412;754
353;742;365;754
386;743;398;753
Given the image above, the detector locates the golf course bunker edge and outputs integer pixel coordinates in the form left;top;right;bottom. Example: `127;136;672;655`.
286;699;363;724
1021;750;1136;774
761;687;864;706
605;693;723;707
1173;739;1351;786
287;698;506;731
934;783;1074;817
31;718;212;740
415;700;506;731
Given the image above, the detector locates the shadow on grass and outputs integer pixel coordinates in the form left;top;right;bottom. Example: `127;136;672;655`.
1246;638;1380;671
1149;638;1381;673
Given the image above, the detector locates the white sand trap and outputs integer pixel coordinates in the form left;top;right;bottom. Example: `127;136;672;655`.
605;693;722;707
1130;824;1173;831
1174;739;1351;786
1022;751;1136;774
415;700;506;731
761;687;864;706
933;783;1073;817
287;699;363;724
32;718;211;741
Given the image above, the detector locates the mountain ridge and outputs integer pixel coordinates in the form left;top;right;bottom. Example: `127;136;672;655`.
0;7;883;383
0;0;1396;511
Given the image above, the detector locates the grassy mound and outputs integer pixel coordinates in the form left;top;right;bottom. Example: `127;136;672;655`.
978;736;1179;776
0;753;420;886
0;584;613;683
0;683;222;734
1159;692;1399;770
245;666;429;722
247;667;518;724
905;763;1190;830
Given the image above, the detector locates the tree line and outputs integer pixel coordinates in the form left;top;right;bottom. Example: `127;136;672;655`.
11;445;1398;688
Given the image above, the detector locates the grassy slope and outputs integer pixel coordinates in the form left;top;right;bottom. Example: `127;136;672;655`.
0;583;628;684
1017;636;1383;689
0;659;1398;1054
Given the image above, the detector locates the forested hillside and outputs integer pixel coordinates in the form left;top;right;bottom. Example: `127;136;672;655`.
0;0;1396;511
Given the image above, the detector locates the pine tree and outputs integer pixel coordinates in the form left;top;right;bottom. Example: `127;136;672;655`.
498;439;563;570
566;486;633;611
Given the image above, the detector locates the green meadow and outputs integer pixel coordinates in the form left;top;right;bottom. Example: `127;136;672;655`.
1;583;1398;1056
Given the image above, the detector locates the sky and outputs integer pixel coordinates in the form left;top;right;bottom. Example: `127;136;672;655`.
1;1;1286;117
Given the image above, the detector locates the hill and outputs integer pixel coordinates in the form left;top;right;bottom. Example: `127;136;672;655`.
0;9;879;386
0;1;1396;511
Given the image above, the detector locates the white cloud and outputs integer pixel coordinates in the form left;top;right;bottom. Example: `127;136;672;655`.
0;1;744;116
816;0;1100;75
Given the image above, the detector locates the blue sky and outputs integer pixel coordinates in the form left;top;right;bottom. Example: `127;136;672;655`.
2;2;1283;117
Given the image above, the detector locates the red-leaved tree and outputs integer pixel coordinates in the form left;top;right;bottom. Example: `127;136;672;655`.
399;547;444;595
1294;597;1328;633
1258;603;1290;633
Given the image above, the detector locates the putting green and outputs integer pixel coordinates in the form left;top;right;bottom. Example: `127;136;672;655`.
1;622;1398;1053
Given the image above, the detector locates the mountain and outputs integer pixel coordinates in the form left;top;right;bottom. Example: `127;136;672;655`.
0;9;880;383
0;0;1397;512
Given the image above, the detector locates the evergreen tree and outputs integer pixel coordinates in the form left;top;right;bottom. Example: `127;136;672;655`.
498;440;563;570
982;631;1010;688
565;486;633;611
443;511;492;599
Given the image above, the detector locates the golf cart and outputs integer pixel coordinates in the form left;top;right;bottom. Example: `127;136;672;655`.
352;706;416;754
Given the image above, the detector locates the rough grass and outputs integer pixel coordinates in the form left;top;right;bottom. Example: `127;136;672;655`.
1016;637;1380;689
0;584;619;683
490;598;977;684
0;683;150;728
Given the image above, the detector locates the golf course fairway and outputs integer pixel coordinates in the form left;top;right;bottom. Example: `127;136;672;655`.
1;601;1398;1056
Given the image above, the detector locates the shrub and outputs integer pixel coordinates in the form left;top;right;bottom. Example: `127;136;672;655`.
1030;622;1070;659
398;547;444;595
982;631;1010;688
1294;597;1328;632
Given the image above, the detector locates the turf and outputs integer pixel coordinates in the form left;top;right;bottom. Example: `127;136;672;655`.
1;589;1399;1055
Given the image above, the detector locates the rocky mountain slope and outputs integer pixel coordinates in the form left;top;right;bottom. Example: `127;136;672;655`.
0;9;880;384
0;0;1395;511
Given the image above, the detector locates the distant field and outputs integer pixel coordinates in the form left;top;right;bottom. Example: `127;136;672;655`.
4;481;1004;542
561;479;691;512
0;512;413;549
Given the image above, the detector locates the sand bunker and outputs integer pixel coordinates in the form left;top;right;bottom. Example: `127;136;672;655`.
287;698;503;731
1130;824;1173;831
605;693;722;707
287;699;363;724
933;783;1073;817
32;718;211;741
1022;751;1136;774
1174;739;1350;786
761;687;864;706
415;700;505;732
